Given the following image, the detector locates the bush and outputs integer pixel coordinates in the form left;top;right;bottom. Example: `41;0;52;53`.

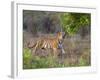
23;48;32;69
23;48;90;69
23;48;66;69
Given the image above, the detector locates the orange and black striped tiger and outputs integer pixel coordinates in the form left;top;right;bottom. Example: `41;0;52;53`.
28;32;65;57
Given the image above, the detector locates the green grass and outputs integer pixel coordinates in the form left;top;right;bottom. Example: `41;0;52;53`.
23;48;32;69
23;48;90;69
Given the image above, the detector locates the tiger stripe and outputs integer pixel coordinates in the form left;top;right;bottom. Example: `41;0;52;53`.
28;32;65;57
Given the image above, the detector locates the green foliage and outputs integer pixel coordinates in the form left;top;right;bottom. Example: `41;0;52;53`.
60;13;91;35
31;56;56;68
23;48;90;69
78;49;90;66
23;10;90;35
23;48;32;69
78;57;89;66
23;48;66;69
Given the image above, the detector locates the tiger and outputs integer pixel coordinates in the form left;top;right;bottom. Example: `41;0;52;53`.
27;32;65;58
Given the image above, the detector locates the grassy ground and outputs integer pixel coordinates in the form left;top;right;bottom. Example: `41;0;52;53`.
23;35;91;69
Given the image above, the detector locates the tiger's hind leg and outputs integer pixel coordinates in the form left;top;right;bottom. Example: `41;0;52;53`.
30;42;39;56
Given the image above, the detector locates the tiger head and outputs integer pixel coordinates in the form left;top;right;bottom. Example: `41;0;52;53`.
57;32;63;40
57;31;66;43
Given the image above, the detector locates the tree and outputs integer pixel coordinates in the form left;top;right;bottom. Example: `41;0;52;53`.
60;12;91;36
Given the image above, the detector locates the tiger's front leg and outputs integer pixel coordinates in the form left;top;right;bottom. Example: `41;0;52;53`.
53;48;58;58
58;42;65;54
